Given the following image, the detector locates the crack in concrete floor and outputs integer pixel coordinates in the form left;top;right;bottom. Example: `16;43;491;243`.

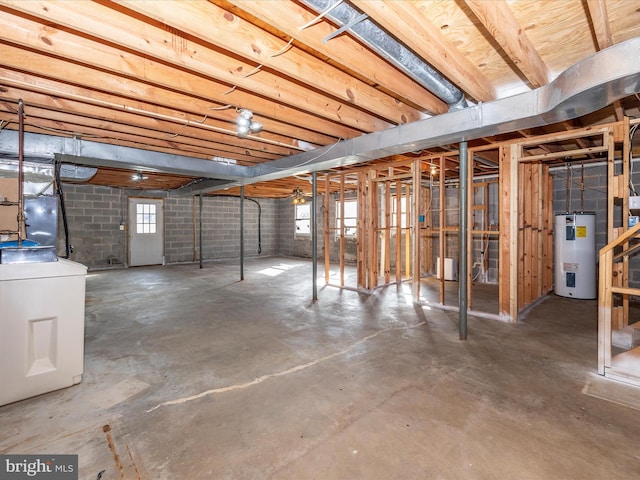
146;321;426;413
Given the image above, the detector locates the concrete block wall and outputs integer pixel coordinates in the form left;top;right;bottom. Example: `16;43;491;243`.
164;196;195;263
552;164;609;252
551;162;640;288
277;196;326;258
197;195;277;262
57;184;278;269
56;184;127;268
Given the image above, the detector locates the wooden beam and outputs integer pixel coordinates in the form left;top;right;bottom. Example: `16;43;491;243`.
368;170;379;289
0;86;290;159
520;146;609;163
0;4;387;133
227;0;448;115
384;169;392;284
598;249;613;373
519;162;528;308
586;0;613;50
465;0;549;88
112;0;422;125
622;118;631;327
585;0;623;121
396;178;402;284
0;109;273;165
350;0;495;102
357;172;367;289
0;50;338;147
467;153;473;310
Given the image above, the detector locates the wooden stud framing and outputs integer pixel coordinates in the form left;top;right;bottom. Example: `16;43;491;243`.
598;248;613;374
396;177;403;284
422;183;433;278
622;118;631;327
357;171;367;290
467;151;474;310
384;169;392;284
404;182;411;280
327;119;636;334
518;161;526;309
368;170;379;289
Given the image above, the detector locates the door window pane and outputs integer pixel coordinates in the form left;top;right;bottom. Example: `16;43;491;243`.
136;203;157;234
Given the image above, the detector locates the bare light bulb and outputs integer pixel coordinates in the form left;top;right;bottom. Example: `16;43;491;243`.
237;124;249;137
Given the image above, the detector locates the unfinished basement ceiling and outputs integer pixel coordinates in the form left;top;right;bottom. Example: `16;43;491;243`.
0;0;640;196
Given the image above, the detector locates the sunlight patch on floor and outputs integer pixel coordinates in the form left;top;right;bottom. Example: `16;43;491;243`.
258;262;301;277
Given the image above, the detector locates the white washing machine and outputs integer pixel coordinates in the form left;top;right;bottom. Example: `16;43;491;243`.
0;258;87;406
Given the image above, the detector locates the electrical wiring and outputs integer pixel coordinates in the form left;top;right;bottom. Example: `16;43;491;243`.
271;138;345;170
629;122;639;195
270;38;294;58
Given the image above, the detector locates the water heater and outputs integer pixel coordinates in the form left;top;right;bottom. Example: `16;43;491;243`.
554;212;596;299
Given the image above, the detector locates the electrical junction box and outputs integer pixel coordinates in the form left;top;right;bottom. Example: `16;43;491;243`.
629;216;640;228
630;195;640;215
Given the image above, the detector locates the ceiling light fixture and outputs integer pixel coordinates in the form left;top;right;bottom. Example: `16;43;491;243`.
291;186;307;204
236;108;263;137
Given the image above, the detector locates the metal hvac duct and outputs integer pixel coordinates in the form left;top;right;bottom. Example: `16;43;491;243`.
0;159;96;182
59;164;97;182
299;0;468;110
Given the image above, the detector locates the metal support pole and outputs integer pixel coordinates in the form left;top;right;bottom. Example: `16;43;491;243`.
312;172;318;301
198;194;203;269
17;99;24;246
240;185;245;281
459;141;468;340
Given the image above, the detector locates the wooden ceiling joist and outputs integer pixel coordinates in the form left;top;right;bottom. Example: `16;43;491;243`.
0;0;638;195
464;0;549;88
0;84;296;159
0;1;393;133
0;59;339;149
112;0;424;124
350;0;496;103
226;0;448;115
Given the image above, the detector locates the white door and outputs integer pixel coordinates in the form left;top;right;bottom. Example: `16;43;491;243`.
129;198;164;266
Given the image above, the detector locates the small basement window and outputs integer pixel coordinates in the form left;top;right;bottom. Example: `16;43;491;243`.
295;203;310;236
336;199;357;237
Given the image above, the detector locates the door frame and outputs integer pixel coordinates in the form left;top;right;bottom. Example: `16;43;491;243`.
128;196;165;266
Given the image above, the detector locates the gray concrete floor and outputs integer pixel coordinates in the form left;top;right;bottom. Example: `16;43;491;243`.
2;256;640;479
